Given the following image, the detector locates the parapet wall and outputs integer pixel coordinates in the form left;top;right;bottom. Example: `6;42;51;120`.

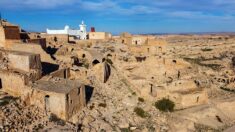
4;26;21;40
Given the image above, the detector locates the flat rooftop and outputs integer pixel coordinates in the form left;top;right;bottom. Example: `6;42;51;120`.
31;79;82;94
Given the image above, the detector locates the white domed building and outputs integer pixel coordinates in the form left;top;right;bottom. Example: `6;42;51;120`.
46;21;87;40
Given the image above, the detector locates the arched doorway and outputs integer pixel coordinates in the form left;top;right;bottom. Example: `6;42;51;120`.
92;59;100;66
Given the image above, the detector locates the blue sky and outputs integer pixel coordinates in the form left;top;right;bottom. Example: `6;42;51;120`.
0;0;235;34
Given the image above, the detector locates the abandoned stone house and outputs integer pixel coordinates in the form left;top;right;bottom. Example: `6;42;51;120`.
0;49;86;120
88;32;112;40
0;20;21;48
150;80;208;109
30;79;86;120
0;49;42;95
119;55;209;109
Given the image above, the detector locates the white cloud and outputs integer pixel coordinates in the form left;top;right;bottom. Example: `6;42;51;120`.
0;0;234;21
0;0;78;9
167;11;235;20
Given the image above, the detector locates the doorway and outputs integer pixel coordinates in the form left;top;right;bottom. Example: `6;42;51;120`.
0;79;2;89
44;95;50;114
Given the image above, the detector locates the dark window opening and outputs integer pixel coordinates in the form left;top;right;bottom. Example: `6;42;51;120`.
92;60;100;65
54;37;57;42
82;54;86;58
107;54;112;57
72;57;79;66
66;94;69;103
78;88;80;95
0;79;2;89
64;70;67;79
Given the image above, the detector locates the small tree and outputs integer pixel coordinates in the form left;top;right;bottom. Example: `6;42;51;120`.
155;98;175;112
138;97;145;102
134;107;149;118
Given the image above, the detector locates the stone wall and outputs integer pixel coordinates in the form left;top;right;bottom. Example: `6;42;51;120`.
88;32;111;40
50;68;70;79
8;52;41;72
4;26;20;40
0;70;29;97
0;26;21;48
29;80;86;120
66;85;86;119
0;26;6;47
40;34;69;45
0;49;42;81
29;88;67;119
27;38;47;50
178;90;208;109
10;44;55;64
131;36;148;45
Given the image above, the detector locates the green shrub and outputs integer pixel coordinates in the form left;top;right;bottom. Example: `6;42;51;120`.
155;98;175;112
134;107;149;118
138;97;144;102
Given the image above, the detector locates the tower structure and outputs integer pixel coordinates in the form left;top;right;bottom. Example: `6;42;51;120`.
79;21;87;33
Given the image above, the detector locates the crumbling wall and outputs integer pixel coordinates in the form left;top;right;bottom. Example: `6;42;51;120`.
50;68;70;79
131;36;147;45
66;85;86;119
40;34;69;45
8;52;41;72
4;26;20;40
10;44;55;64
27;38;47;50
0;26;6;47
29;89;67;119
178;90;208;109
7;51;42;81
0;70;29;97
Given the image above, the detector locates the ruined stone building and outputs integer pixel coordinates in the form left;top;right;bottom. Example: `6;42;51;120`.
0;49;86;120
0;20;21;48
0;20;87;120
